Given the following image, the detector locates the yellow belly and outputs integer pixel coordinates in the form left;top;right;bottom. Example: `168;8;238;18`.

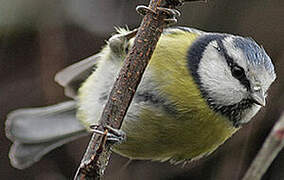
113;100;238;162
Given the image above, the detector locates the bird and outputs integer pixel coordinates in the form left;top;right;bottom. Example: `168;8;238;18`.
6;26;276;169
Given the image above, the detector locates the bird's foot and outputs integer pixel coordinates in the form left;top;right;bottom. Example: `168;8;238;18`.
136;5;180;25
90;124;126;144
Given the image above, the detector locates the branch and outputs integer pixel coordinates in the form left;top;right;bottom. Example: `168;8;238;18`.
74;0;168;179
242;112;284;180
74;0;206;179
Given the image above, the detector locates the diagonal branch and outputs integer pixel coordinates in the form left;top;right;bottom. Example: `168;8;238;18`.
74;0;168;179
242;112;284;180
74;0;206;179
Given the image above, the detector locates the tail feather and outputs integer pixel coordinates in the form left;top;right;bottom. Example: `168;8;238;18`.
9;132;88;169
5;101;89;169
6;101;85;143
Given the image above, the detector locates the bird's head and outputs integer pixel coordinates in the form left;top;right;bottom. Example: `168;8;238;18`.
188;34;276;126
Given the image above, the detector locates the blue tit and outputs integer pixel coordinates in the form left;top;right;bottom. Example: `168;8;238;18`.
6;27;276;169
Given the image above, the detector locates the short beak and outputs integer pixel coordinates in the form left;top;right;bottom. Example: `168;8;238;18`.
250;89;266;107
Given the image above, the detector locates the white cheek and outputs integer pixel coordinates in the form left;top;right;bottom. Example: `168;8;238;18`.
198;44;247;106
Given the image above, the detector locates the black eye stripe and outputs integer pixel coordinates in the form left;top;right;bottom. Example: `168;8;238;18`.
216;40;251;91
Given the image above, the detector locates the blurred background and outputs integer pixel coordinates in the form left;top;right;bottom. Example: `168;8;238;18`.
0;0;283;179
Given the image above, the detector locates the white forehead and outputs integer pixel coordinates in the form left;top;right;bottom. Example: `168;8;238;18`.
222;36;248;70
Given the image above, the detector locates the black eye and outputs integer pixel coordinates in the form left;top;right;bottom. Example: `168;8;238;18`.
232;66;245;79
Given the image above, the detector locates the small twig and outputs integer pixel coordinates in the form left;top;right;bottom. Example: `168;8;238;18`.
242;112;284;180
